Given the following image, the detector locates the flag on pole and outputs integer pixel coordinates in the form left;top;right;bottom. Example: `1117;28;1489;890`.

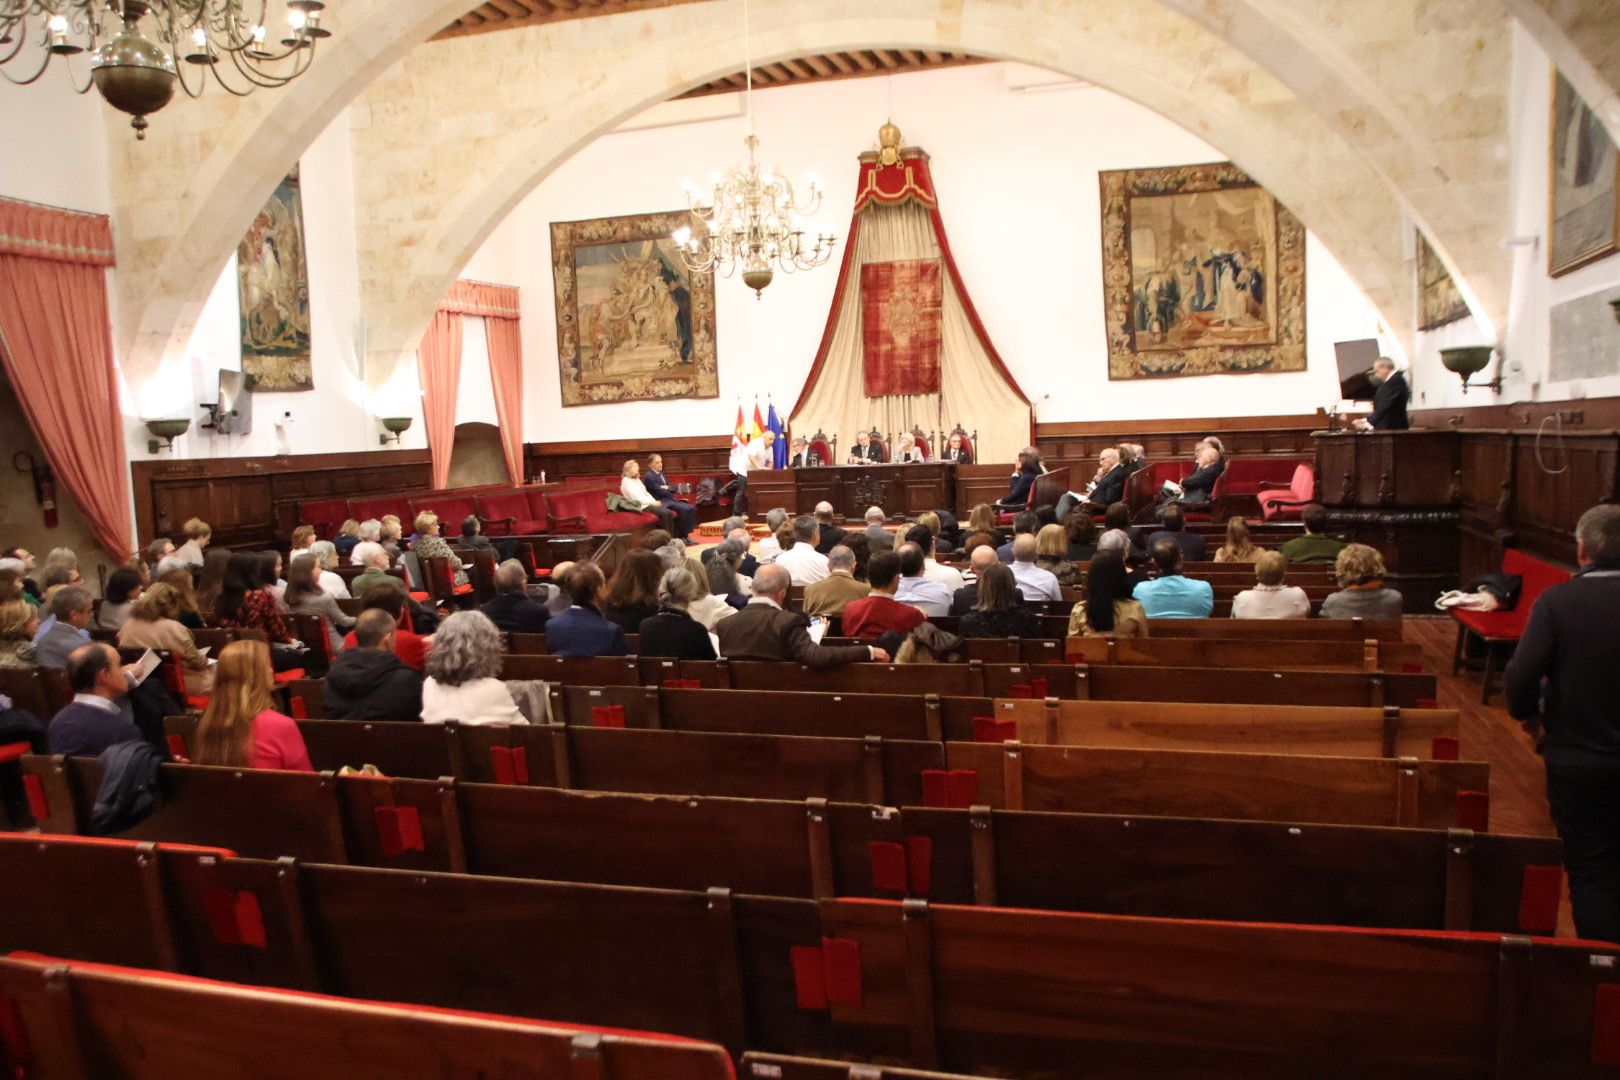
767;401;787;468
731;403;747;452
751;400;767;445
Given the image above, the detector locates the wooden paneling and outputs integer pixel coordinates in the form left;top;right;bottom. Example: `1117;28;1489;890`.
1034;412;1331;467
1314;431;1460;508
525;435;731;483
1410;394;1620;433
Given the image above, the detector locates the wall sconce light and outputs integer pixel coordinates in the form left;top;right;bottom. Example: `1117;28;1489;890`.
1439;345;1503;396
145;417;191;453
378;416;413;446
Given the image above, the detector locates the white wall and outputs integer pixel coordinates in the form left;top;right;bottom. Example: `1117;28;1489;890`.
1410;23;1620;412
0;80;112;213
462;62;1393;443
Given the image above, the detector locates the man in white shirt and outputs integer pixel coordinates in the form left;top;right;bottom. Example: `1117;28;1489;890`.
892;543;953;617
904;524;965;591
726;429;775;517
773;515;831;585
1008;533;1062;601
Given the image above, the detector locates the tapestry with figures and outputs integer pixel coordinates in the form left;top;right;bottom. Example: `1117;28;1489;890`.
236;167;313;391
550;210;718;406
1100;162;1306;380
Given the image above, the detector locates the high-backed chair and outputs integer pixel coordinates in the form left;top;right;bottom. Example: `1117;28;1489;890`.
910;426;931;460
807;429;835;466
297;498;351;540
1256;463;1317;520
867;428;889;463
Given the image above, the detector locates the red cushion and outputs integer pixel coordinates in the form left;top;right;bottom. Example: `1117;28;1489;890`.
350;496;412;523
298;499;351;537
545;489;660;534
477;492;532;535
412;494;480;527
525;488;552;520
1452;608;1527;640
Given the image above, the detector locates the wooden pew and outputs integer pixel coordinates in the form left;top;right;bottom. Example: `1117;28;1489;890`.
1062;635;1425;672
549;684;967;741
1075;664;1436;707
4;837;1614;1078
742;1053;991;1079
1141;616;1404;642
943;741;1488;829
987;698;1459;759
0;952;735;1080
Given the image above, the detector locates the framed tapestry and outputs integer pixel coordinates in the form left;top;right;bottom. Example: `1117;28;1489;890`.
236;167;313;391
1416;231;1469;330
1549;70;1618;278
551;210;718;406
1100;162;1305;380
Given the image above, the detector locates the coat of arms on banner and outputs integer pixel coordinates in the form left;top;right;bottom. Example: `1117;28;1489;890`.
1100;162;1306;380
861;258;943;396
551;211;718;406
236;168;313;391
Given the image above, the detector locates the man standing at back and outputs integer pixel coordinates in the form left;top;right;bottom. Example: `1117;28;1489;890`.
717;564;886;667
1506;504;1620;942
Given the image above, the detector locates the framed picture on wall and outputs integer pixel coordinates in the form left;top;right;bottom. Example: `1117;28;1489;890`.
1549;70;1619;278
1416;231;1469;331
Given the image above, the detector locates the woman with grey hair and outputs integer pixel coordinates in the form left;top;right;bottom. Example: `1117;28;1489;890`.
307;540;351;598
420;610;525;725
637;566;717;660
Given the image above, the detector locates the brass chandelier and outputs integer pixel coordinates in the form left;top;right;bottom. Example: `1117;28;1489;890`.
671;0;835;297
0;0;329;140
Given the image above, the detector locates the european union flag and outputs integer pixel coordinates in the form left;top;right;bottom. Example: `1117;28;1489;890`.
767;402;787;468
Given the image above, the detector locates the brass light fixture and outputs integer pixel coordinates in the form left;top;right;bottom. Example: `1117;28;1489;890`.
144;416;189;452
1;0;329;140
378;416;412;446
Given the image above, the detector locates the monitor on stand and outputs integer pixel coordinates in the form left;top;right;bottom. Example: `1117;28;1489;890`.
1335;339;1381;402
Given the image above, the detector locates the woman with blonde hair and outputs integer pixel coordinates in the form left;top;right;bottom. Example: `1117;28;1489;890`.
1214;516;1262;564
421;611;524;725
193;640;311;771
118;583;213;693
379;517;404;564
175;519;211;567
1321;544;1404;619
333;518;362;560
618;459;677;535
411;511;468;588
161;567;206;630
963;503;1005;550
1230;551;1309;619
1034;523;1081;586
0;599;38;668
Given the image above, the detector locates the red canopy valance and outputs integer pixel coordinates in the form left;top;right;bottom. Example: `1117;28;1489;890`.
852;148;939;211
439;278;520;319
0;196;116;267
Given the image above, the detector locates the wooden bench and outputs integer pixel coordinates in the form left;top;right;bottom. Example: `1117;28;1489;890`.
1450;548;1572;703
0;952;734;1079
3;836;1614;1078
740;1053;993;1079
1062;635;1425;672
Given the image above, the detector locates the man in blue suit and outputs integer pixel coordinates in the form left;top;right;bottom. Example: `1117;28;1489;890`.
543;563;629;657
643;453;698;541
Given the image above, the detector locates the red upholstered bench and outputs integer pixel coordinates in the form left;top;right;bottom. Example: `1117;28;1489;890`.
1208;457;1309;522
296;498;351;540
410;492;481;530
350;495;414;523
1451;548;1572;703
477;488;550;535
1256;463;1316;521
545;487;660;534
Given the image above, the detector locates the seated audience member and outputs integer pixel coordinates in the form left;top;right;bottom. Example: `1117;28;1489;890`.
847;430;882;463
542;561;575;617
480;558;550;634
1133;540;1215;619
1214;516;1262;564
332;519;362;560
174;518;211;567
46;643;140;756
323;608;425;721
1;548;40;601
1008;533;1063;602
1058;446;1126;518
1063;512;1099;562
720;564;886;665
1068;552;1148;637
843;551;928;641
0;599;38;667
420;611;525;726
117;584;212;694
40;564;82;604
1230;551;1310;619
603;549;663;633
282;554;355;654
1102;502;1146;554
950;544;1000;615
776;515;831;585
547;563;629;657
638;567;718;661
1157;443;1225;516
160;568;206;630
895;432;925;464
862;506;894;552
356;518;384;552
893;543;953;616
196;549;231;621
96;567;145;631
307;540;351;598
960;563;1042;639
459;515;495;554
1320;544;1404;620
341;586;431;670
619;459;678;536
1281;504;1348;565
943;431;973;464
704;518;760;577
379;517;404;564
1034;524;1080;586
995;447;1044;510
655;544;732;630
1147;505;1208;562
842;531;872;583
213;553;295;645
803;545;870;617
192;640;312;771
704;541;752;612
911;517;965;585
756;508;791;562
33;586;94;669
412;512;469;588
1121;443;1148;474
642;453;698;539
963;503;1005;550
813;503;846;553
349;542;400;597
289;525;316;558
258;550;287;600
145;537;176;575
996;511;1041;563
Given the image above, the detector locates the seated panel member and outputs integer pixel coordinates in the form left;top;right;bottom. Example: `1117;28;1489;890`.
643;453;698;541
789;437;823;468
620;459;678;535
847;430;883;463
942;431;973;464
995;447;1044;510
894;432;925;464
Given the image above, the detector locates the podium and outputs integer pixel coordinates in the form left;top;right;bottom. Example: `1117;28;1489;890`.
745;464;954;520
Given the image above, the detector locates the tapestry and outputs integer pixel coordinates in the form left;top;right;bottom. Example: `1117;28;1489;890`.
1416;231;1469;331
551;210;717;406
861;257;943;396
236;167;313;391
1100;162;1306;380
1549;71;1618;278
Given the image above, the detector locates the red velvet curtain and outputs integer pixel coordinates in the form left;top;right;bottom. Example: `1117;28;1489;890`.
416;309;463;490
484;314;523;484
0;197;133;561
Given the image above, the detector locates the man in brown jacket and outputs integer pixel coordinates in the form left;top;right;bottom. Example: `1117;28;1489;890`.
802;546;870;617
717;564;888;667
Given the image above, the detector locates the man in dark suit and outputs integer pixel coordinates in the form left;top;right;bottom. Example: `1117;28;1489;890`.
45;643;139;757
1157;444;1225;517
949;544;1000;615
1146;505;1208;562
813;502;846;554
847;431;883;463
543;563;628;658
643;453;698;540
716;564;886;667
1367;357;1410;431
479;559;550;634
789;438;823;468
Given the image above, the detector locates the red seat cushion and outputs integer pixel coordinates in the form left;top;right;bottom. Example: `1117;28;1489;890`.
412;494;480;528
476;491;533;535
525;488;552;521
298;498;351;538
1451;549;1571;641
351;496;413;523
545;488;659;534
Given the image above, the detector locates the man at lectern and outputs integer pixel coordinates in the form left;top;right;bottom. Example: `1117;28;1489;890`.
1365;357;1410;431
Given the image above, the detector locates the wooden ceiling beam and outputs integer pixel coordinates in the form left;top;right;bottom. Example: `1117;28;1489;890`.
678;52;991;101
433;0;711;41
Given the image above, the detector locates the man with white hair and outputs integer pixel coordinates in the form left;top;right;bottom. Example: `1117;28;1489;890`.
756;507;790;562
1008;533;1062;601
348;542;400;596
351;519;383;563
716;563;886;666
803;545;869;617
863;506;893;552
479;558;550;634
813;502;846;554
774;515;831;585
950;544;1001;615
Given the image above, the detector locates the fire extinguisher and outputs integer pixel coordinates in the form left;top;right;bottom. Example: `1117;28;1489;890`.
13;452;57;529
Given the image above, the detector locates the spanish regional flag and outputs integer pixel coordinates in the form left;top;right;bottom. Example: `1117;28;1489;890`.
732;404;748;452
752;401;768;443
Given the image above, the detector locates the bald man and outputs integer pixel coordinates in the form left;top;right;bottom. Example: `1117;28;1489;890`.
716;564;887;667
950;544;1002;615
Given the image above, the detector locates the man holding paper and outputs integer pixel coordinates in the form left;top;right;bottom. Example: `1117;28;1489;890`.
45;643;140;757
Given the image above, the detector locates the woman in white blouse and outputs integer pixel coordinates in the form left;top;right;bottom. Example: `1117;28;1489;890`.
308;540;351;599
420;611;526;726
895;433;925;464
619;459;677;534
1230;551;1310;620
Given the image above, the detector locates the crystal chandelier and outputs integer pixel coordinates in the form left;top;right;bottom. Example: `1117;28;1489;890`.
671;0;835;297
0;0;329;140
